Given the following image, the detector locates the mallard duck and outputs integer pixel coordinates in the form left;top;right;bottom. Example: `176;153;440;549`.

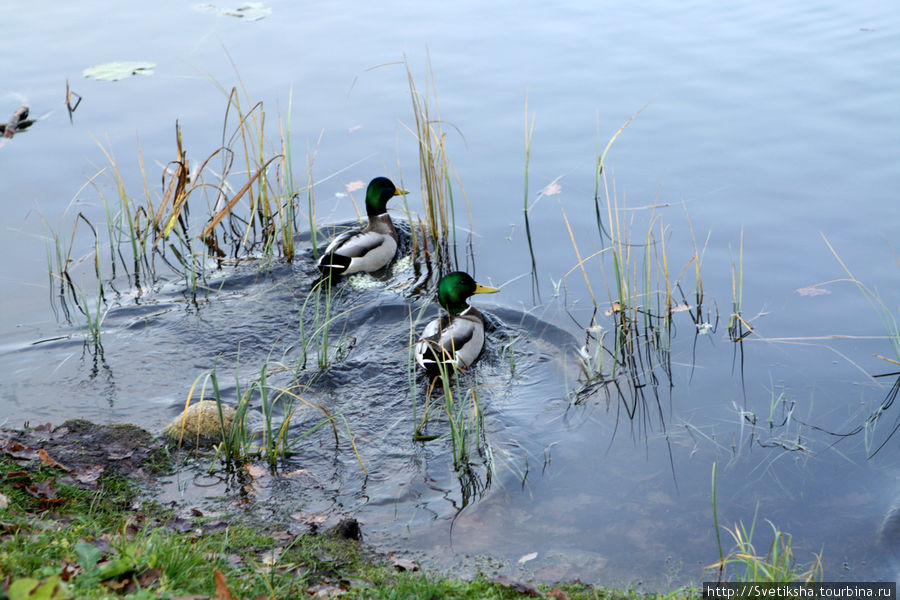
317;177;409;277
415;271;500;371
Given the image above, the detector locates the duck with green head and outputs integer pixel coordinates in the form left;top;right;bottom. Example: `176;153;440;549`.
415;271;500;371
317;177;409;277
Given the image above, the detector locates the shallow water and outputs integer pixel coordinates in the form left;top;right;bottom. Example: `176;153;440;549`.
3;0;900;588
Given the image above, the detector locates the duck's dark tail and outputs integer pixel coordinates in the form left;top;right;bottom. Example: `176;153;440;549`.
316;252;351;279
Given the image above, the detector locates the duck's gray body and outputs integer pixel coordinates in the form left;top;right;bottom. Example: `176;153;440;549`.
318;213;398;275
415;305;487;370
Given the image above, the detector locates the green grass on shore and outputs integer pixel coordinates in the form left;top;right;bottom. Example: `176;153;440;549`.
0;454;699;600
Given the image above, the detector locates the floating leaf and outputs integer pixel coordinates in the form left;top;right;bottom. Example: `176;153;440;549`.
193;2;271;21
345;180;365;192
517;551;538;565
243;463;266;479
542;182;562;196
796;286;829;297
83;62;156;82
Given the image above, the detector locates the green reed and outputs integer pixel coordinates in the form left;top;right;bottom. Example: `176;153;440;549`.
404;54;471;269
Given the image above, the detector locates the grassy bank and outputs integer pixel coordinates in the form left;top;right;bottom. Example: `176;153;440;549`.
0;424;697;600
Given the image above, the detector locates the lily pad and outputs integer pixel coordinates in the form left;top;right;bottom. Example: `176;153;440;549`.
193;2;272;21
82;61;156;82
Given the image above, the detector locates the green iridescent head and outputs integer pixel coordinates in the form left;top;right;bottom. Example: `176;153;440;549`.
365;177;408;216
437;271;500;315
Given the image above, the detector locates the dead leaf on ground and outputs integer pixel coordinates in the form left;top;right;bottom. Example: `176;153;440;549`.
489;575;542;597
290;512;327;526
26;479;59;500
306;581;349;598
548;587;570;600
271;530;295;543
0;492;8;509
214;569;238;600
39;449;71;471
71;464;105;486
1;440;38;461
58;560;82;581
387;552;418;572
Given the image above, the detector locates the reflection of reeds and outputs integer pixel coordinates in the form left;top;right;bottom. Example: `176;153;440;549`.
523;96;539;297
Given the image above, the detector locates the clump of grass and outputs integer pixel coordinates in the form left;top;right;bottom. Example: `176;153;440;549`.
709;463;822;583
46;77;310;347
708;517;823;583
727;227;752;343
172;356;338;471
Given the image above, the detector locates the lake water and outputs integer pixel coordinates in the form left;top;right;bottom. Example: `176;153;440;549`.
3;0;900;588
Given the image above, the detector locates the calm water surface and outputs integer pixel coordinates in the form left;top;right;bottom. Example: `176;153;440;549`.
2;0;899;588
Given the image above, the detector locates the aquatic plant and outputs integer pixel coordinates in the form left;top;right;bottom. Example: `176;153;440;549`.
709;462;823;583
403;53;472;272
46;73;314;348
173;356;337;470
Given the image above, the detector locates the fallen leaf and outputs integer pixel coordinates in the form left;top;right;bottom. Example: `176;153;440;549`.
271;530;295;543
489;575;542;597
2;441;38;461
193;2;272;21
26;479;58;500
517;551;538;565
38;449;71;472
290;512;327;526
542;182;562;196
164;517;197;534
345;180;365;193
214;569;237;600
72;465;105;486
243;463;266;479
83;61;156;82
796;286;829;297
548;587;570;600
58;560;82;581
0;492;8;509
670;303;692;313
7;575;71;599
387;552;418;572
306;582;348;598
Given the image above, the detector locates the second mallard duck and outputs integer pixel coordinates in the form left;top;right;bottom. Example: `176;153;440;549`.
317;177;408;277
415;271;500;371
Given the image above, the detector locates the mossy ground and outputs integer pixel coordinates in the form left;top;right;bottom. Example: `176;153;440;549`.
0;422;695;599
